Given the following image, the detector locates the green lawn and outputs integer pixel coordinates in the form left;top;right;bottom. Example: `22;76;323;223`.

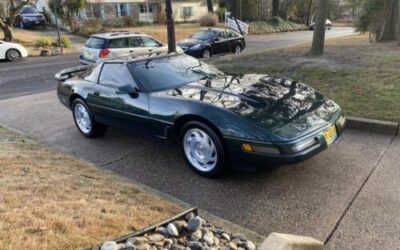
210;35;400;122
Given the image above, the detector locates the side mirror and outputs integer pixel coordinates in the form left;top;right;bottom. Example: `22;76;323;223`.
116;84;139;97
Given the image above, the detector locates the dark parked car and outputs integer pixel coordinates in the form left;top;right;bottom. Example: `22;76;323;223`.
56;53;346;177
177;28;246;58
14;5;46;29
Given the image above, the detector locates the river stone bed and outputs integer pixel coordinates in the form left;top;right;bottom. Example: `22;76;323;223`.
100;213;257;250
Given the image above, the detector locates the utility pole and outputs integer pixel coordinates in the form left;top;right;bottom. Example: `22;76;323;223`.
54;0;63;53
165;0;176;53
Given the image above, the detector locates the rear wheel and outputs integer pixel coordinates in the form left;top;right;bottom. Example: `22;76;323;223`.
72;99;107;138
6;49;21;61
180;121;226;177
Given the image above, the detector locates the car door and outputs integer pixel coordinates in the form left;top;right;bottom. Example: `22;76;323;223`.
226;30;240;52
211;31;229;55
140;36;167;54
107;37;130;58
86;62;151;135
128;36;148;56
0;41;5;59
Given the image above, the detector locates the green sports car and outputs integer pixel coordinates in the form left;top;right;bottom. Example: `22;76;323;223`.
56;53;346;177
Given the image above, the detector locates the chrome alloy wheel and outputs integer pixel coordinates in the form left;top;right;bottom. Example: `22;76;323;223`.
202;50;211;58
183;128;218;171
6;50;20;61
74;103;92;134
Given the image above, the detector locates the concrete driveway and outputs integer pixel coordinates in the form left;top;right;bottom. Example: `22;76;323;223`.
0;91;398;249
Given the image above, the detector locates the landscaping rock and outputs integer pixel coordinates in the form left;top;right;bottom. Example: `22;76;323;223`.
173;220;187;232
167;223;179;236
203;230;214;245
244;241;256;250
155;227;168;236
148;233;165;243
101;241;119;250
221;233;231;242
228;242;238;250
187;241;203;250
187;217;202;232
185;212;195;221
191;230;203;241
136;244;150;250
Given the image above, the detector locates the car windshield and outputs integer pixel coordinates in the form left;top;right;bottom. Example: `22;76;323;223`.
128;55;224;92
21;7;39;14
85;37;106;49
190;30;216;41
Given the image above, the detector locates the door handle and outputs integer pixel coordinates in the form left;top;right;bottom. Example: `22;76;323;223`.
148;49;153;52
129;50;134;53
93;91;100;96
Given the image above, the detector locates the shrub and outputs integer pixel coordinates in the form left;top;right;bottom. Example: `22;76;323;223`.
60;34;71;48
123;15;137;26
34;36;52;47
199;13;218;27
74;19;104;36
155;11;166;24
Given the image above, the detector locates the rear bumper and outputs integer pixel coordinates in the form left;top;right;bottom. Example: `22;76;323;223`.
225;116;346;170
79;55;96;65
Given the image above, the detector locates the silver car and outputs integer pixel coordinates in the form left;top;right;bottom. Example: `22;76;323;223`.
79;32;182;64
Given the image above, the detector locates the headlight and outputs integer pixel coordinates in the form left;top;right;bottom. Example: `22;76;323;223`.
189;44;202;50
290;138;317;153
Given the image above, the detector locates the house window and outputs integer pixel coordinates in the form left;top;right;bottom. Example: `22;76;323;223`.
182;6;192;18
139;4;153;13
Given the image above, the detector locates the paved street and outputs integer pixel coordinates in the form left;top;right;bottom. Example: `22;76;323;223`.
3;27;399;249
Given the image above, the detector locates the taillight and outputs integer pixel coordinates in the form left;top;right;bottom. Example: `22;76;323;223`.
99;48;110;58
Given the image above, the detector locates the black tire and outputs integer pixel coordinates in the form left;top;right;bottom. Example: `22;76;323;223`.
179;121;227;178
5;49;21;62
72;98;108;138
202;49;211;58
234;44;242;54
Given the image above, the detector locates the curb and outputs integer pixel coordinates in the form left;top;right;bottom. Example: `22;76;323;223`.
346;116;399;136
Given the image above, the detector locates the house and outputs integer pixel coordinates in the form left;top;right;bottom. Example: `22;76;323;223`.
37;0;218;24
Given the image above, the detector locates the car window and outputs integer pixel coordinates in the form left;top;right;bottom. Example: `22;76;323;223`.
99;63;137;88
191;30;216;41
83;64;102;83
85;37;106;49
21;7;38;14
141;36;161;47
108;38;129;49
216;31;226;40
127;55;224;92
129;37;144;48
227;31;238;38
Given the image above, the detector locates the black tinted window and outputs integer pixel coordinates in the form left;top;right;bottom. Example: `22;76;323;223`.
108;38;129;48
227;31;238;38
127;55;223;92
216;31;226;39
141;36;161;47
85;37;106;49
99;63;136;88
191;30;216;41
21;7;38;14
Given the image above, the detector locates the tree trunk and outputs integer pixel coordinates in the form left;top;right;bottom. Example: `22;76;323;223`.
272;0;279;17
0;19;14;41
309;0;329;56
207;0;213;13
379;0;399;41
306;0;313;26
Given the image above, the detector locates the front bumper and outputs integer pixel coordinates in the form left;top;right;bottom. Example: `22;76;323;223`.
21;19;45;27
225;115;346;170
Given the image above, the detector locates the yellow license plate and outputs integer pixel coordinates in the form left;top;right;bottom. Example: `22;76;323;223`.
323;125;337;146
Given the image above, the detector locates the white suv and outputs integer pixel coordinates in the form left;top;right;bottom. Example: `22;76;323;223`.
79;32;182;64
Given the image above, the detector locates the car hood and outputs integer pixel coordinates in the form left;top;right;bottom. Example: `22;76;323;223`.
155;74;340;140
21;14;43;18
177;38;206;48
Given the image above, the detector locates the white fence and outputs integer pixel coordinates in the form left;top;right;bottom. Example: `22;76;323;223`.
224;10;249;35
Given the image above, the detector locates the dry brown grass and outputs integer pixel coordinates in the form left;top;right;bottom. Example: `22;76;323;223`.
0;126;181;250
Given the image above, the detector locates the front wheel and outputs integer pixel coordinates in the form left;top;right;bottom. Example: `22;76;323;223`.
180;121;226;177
234;45;242;54
72;99;108;138
202;49;211;59
19;21;24;29
6;49;21;61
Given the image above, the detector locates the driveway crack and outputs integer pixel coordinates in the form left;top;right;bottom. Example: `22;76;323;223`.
99;145;153;168
324;132;398;245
